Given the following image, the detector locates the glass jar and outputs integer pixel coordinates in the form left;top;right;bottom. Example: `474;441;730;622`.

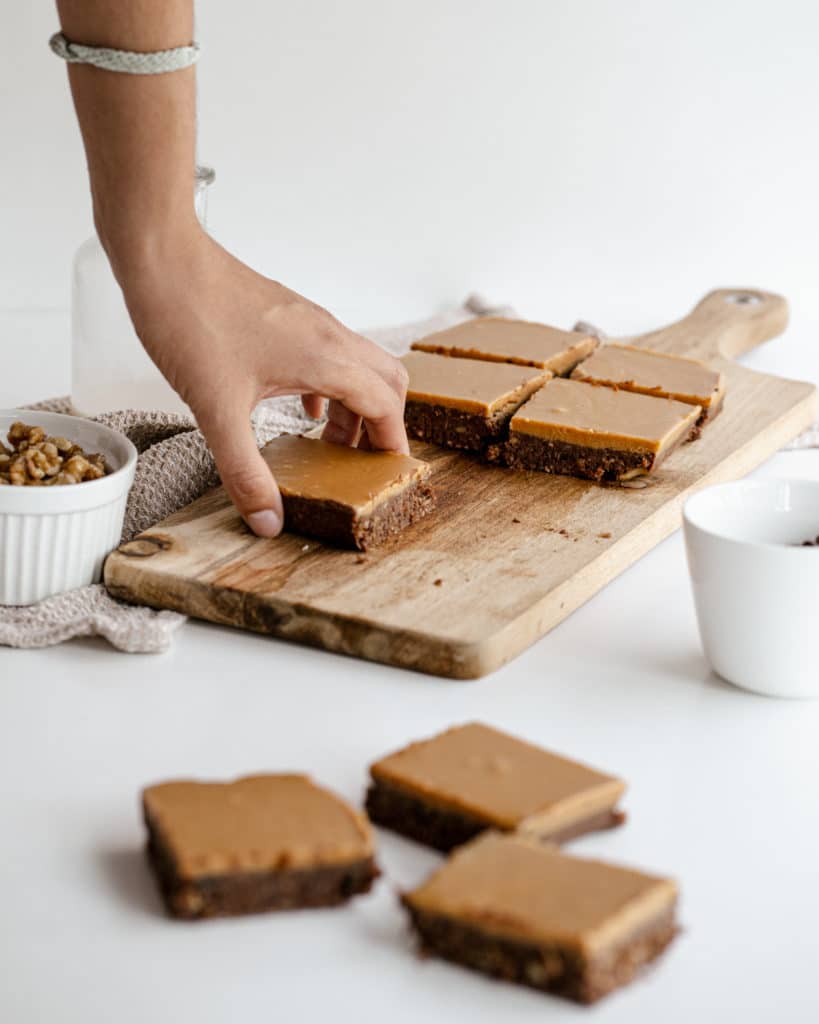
70;166;215;416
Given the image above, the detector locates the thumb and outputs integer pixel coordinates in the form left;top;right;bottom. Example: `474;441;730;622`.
198;406;284;538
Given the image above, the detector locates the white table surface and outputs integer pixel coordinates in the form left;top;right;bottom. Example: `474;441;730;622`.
2;310;819;1024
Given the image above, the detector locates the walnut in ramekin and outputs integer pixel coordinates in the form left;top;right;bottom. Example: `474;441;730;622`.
0;421;107;486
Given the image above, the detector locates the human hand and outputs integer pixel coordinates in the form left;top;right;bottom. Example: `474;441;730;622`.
115;226;409;537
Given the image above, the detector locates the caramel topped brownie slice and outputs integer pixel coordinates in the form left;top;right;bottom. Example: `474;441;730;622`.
411;317;597;374
365;722;625;851
572;343;725;435
502;377;701;481
402;351;550;453
261;434;434;550
143;774;378;919
402;832;678;1004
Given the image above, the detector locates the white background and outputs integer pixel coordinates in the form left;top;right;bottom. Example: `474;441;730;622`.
2;3;819;1023
1;1;818;333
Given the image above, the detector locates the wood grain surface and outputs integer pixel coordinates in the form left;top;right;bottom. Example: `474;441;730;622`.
104;289;816;679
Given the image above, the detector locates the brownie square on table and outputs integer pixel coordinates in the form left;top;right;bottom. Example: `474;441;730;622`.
143;773;379;919
401;832;678;1004
261;434;434;550
402;351;551;453
411;317;598;374
365;722;625;852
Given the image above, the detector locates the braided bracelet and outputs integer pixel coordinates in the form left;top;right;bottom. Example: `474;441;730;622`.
49;31;199;75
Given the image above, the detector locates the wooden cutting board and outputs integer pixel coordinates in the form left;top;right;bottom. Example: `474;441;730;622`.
105;289;816;679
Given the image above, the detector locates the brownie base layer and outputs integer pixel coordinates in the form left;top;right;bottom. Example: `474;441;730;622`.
282;480;435;551
687;391;725;441
146;833;379;920
402;904;678;1005
365;780;625;853
499;432;661;482
404;400;510;453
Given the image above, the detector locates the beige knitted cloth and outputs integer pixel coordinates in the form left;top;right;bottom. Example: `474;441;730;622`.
0;297;511;653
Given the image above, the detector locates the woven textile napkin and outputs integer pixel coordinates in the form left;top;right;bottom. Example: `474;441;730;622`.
0;296;510;653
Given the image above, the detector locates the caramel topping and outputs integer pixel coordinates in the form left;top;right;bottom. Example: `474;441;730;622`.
511;378;701;453
261;435;429;513
143;774;374;879
370;723;624;832
402;351;550;415
404;832;677;955
572;344;724;408
412;318;598;373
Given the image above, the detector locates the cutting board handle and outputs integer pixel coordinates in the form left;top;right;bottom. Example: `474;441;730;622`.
629;288;789;362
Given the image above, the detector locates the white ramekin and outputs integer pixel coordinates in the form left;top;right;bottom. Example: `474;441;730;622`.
0;410;137;605
683;479;819;699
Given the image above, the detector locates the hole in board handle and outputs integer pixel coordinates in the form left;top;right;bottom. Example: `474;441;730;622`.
725;292;762;306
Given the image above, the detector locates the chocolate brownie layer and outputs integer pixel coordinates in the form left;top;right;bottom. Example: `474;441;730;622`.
501;432;657;481
687;389;725;441
282;480;435;550
402;903;677;1005
365;779;625;852
404;400;509;453
147;832;379;920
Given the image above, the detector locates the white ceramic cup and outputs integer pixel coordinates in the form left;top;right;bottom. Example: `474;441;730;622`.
0;410;137;605
683;479;819;698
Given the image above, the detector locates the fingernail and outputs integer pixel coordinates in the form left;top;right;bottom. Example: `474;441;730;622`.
245;509;282;537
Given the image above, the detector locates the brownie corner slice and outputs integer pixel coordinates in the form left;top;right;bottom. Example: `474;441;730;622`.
401;831;678;1004
505;378;701;481
365;721;625;852
411;317;598;375
142;773;378;919
261;434;434;550
402;351;550;453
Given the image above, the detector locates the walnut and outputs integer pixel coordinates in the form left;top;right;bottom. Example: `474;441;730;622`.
2;421;108;486
7;422;28;446
8;422;45;451
8;455;28;486
48;436;73;454
25;449;50;480
63;454;90;479
54;470;81;485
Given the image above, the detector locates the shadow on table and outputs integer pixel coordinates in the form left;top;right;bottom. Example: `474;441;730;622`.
636;646;751;697
97;846;165;919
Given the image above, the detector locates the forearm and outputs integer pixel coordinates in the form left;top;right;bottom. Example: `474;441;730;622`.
56;0;198;280
57;0;410;532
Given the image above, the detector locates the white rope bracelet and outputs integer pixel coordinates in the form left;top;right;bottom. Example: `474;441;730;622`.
49;31;199;75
